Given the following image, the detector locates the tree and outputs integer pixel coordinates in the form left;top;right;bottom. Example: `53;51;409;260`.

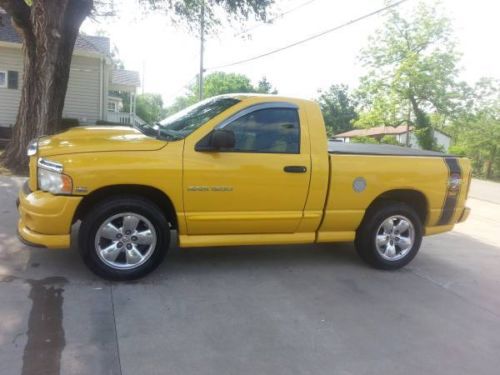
450;78;500;180
317;84;358;136
136;94;167;124
256;76;277;94
357;1;462;150
167;71;278;114
201;71;256;97
0;0;93;173
0;0;274;173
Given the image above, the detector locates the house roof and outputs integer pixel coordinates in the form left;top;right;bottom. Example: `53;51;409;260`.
0;13;110;56
334;125;413;138
111;69;141;87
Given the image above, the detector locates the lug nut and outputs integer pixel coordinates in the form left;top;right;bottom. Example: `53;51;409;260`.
116;233;122;239
131;236;137;242
125;230;131;235
126;244;132;250
117;242;123;248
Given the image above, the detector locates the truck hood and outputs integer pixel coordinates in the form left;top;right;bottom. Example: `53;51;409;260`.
37;126;167;156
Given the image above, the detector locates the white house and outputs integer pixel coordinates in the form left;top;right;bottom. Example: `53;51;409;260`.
333;124;451;152
0;11;144;132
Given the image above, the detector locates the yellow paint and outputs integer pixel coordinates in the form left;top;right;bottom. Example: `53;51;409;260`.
179;232;315;248
18;189;82;235
16;94;472;250
319;154;455;234
182;96;314;235
18;219;70;249
37;126;166;156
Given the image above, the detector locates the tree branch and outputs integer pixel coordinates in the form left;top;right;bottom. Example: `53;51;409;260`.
0;0;31;29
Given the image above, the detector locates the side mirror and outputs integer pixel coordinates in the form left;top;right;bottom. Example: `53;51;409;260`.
196;129;235;151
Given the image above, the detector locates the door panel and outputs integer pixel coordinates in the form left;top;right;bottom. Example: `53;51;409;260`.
183;104;311;235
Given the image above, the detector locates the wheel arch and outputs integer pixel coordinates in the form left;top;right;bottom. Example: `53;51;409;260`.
72;185;178;230
364;189;429;226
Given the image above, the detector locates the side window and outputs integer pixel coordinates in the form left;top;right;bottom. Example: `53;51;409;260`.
222;108;300;154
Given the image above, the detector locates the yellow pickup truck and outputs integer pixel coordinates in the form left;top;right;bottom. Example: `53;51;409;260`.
17;94;471;280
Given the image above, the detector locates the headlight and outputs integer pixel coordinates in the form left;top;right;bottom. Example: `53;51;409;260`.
37;158;73;194
27;139;38;156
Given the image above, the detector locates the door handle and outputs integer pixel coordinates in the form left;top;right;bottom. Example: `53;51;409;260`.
284;166;307;173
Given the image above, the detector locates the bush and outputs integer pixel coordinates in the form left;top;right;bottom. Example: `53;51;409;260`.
448;145;467;157
95;120;124;126
0;126;12;140
350;136;379;144
380;135;401;145
60;118;80;131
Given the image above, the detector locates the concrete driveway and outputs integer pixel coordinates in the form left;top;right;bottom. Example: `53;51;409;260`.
0;176;499;375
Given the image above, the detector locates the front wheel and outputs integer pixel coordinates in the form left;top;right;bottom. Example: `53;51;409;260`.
355;201;423;270
78;196;170;280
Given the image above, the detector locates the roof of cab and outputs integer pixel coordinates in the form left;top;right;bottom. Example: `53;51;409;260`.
214;93;316;105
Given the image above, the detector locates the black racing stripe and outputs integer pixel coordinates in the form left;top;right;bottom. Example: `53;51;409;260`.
437;157;462;225
446;157;461;175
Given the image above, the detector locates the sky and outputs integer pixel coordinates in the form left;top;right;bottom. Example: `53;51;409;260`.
82;0;500;105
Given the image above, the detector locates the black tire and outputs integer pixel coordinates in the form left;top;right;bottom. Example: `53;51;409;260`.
78;195;170;280
355;200;423;270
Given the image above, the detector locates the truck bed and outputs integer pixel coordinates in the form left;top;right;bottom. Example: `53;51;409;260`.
328;141;448;157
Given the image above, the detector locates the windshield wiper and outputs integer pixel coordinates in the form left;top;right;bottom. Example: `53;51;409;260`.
134;123;157;138
153;123;183;141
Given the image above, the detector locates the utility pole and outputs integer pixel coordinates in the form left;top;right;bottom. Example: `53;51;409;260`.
406;100;411;147
142;59;145;95
199;1;205;101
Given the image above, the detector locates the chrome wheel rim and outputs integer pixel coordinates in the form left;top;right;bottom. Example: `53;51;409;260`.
375;215;415;261
95;213;157;270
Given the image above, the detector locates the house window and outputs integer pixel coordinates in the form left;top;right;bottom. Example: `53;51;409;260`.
0;71;7;88
8;71;18;89
108;102;117;112
0;71;18;89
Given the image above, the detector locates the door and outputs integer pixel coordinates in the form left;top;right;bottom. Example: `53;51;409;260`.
183;102;311;235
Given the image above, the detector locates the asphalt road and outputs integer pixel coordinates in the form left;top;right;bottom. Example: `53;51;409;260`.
0;176;499;375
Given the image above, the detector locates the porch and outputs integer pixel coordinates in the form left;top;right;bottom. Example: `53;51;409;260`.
107;69;145;126
106;111;146;126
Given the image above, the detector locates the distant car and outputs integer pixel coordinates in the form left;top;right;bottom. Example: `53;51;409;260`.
17;94;471;280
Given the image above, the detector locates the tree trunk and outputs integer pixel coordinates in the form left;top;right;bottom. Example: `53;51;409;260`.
485;144;497;180
408;94;434;150
1;0;92;174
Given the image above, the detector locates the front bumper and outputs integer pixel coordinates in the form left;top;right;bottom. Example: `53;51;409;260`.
17;181;82;249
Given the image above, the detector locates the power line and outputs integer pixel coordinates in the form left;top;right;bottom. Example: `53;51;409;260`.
208;0;411;71
234;0;320;37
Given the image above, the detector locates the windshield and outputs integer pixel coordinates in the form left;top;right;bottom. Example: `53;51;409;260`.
152;96;241;141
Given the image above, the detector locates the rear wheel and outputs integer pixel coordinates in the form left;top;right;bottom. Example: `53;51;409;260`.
355;201;423;270
79;196;170;280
